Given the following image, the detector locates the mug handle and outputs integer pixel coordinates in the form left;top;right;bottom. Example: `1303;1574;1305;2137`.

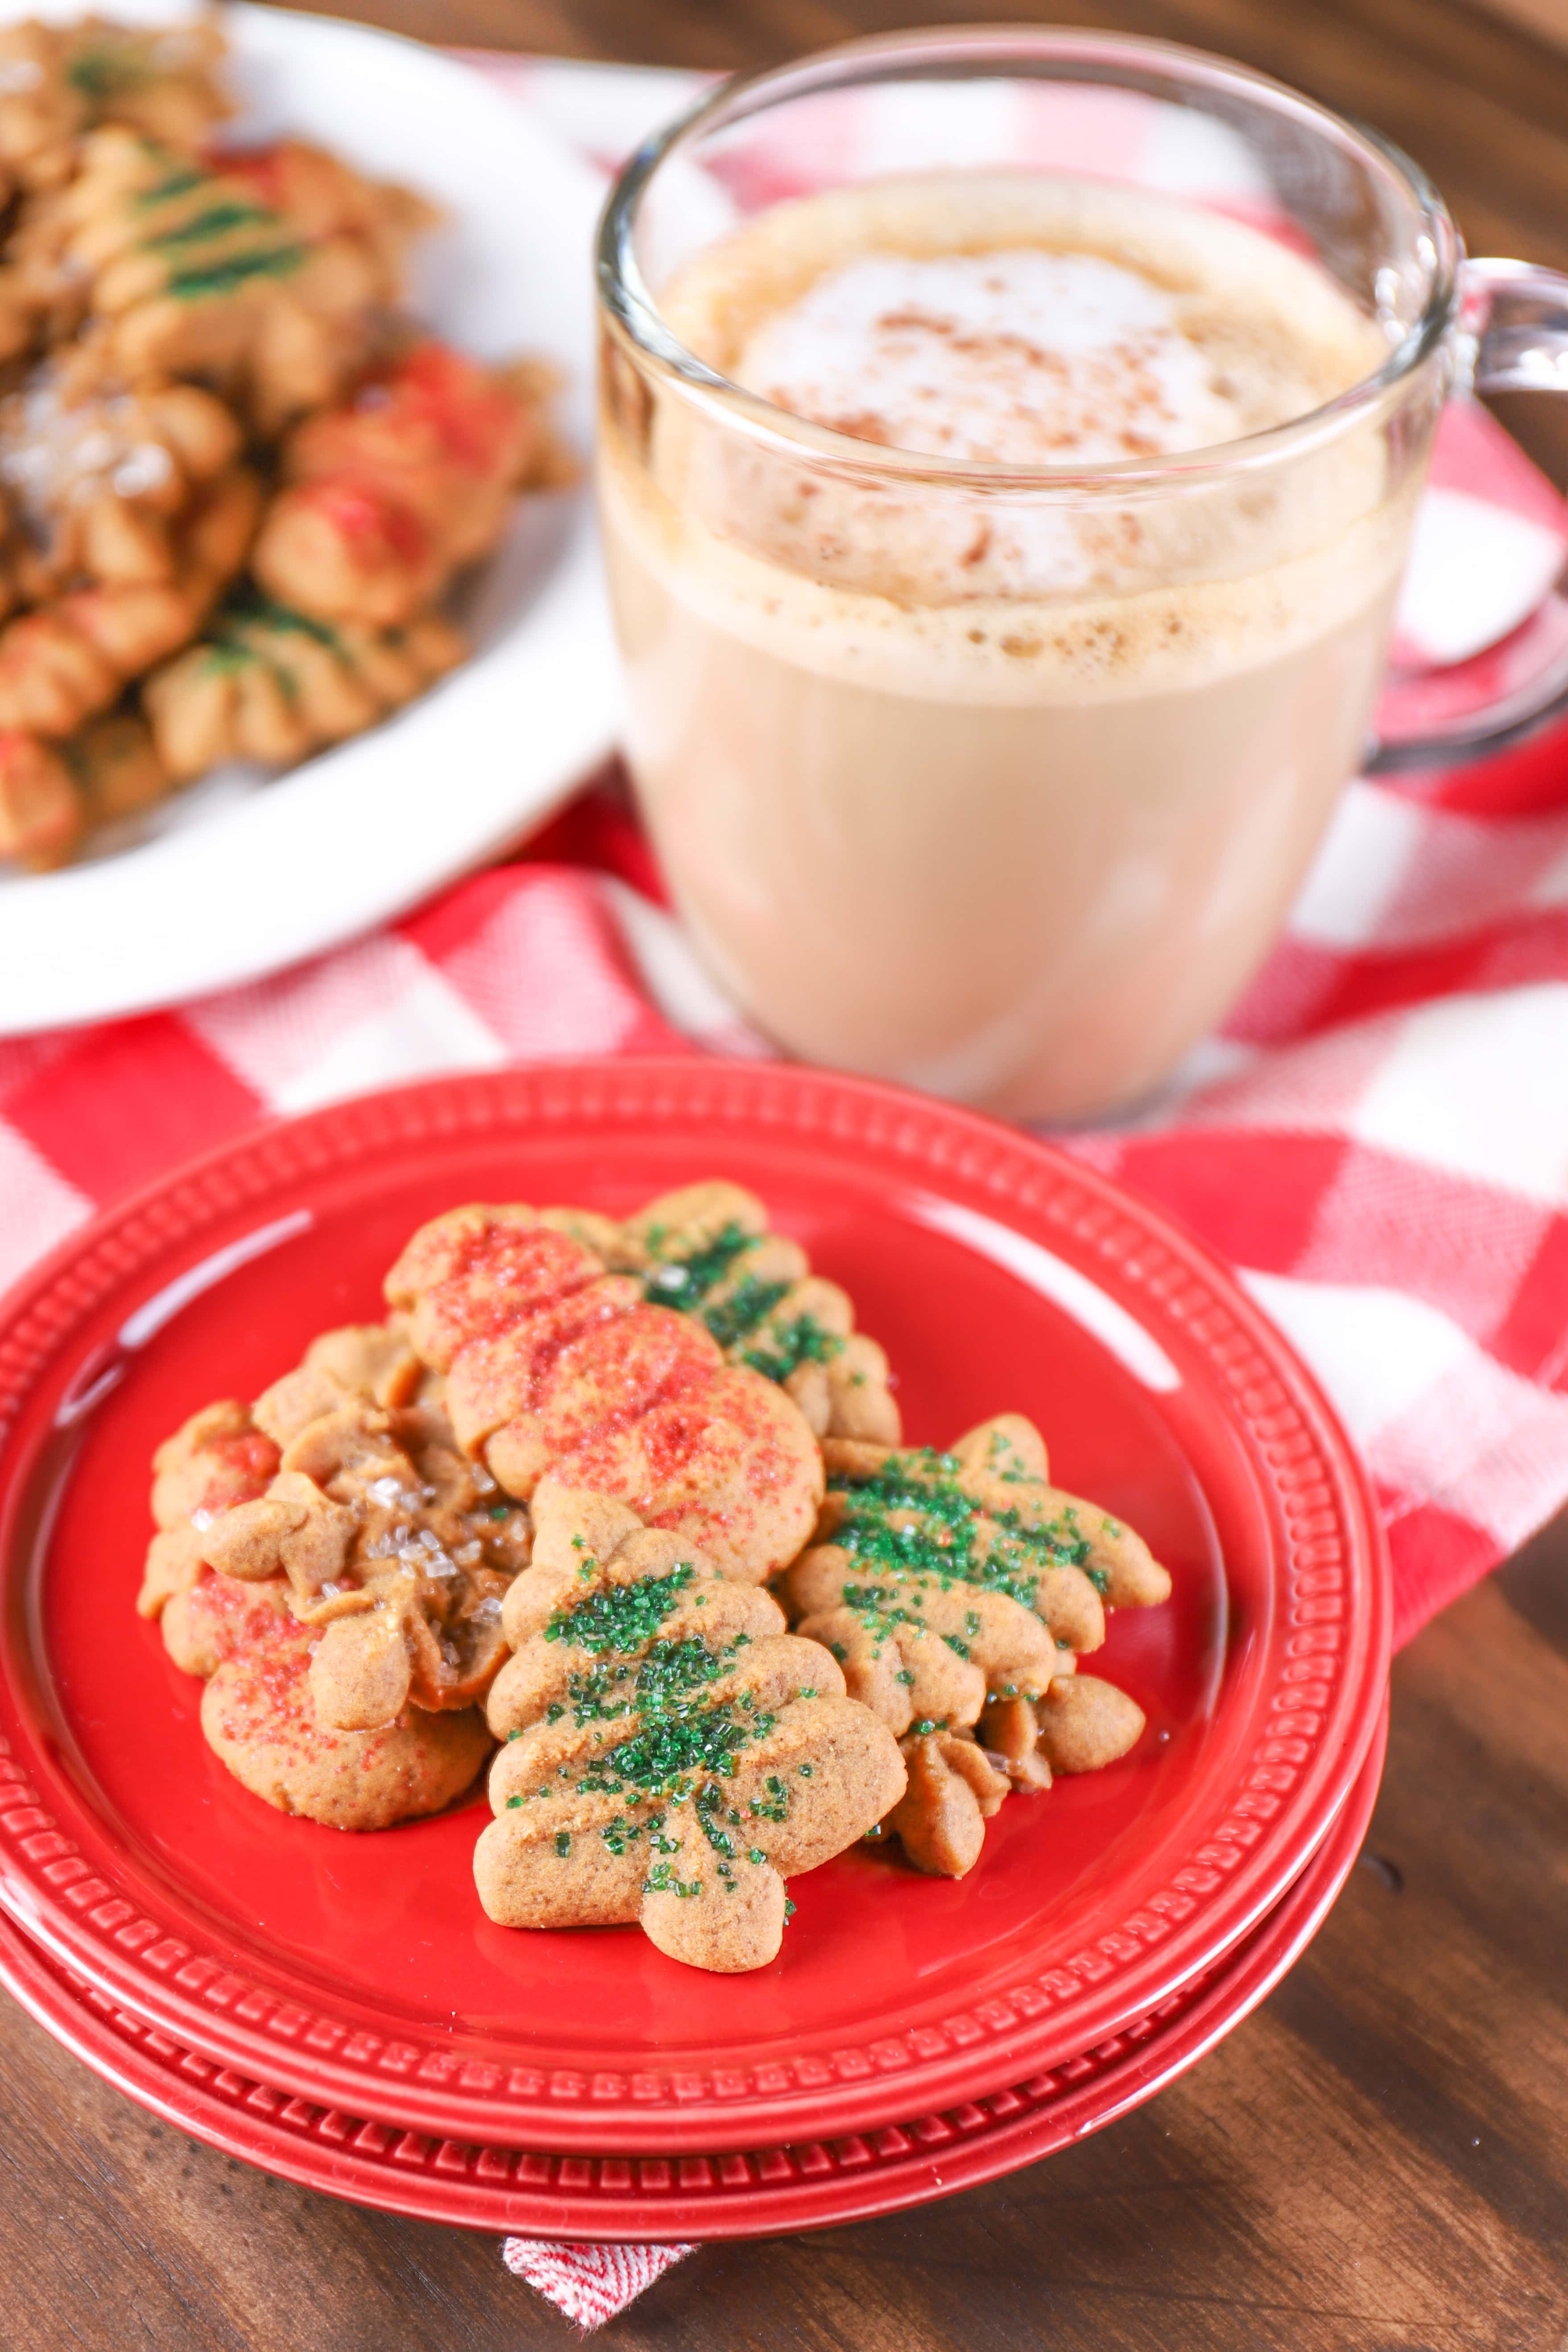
1369;257;1568;773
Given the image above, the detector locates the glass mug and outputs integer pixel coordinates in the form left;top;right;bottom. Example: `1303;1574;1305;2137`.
596;27;1568;1122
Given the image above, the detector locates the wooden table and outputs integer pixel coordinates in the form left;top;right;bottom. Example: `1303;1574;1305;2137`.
8;3;1568;2346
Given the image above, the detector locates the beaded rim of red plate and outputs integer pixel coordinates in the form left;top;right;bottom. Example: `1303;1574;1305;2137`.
0;1060;1392;2152
0;1707;1387;2240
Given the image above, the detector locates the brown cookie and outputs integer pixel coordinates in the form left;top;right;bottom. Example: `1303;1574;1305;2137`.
203;1628;491;1834
473;1487;906;1972
197;1382;525;1727
384;1206;824;1581
781;1416;1171;1877
141;1324;503;1829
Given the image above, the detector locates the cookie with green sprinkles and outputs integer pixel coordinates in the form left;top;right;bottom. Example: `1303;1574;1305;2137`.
780;1415;1169;1878
473;1486;906;1973
50;125;424;433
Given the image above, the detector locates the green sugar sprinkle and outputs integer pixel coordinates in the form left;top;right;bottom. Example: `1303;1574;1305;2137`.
986;1427;1036;1483
827;1453;1093;1621
136;166;208;207
564;1632;742;1732
639;1219;843;1380
510;1527;855;1881
196;641;261;679
748;1774;790;1824
169;242;305;298
547;1564;693;1655
601;1810;663;1857
211;588;340;654
67;43;149;99
146;200;277;250
694;1781;736;1856
575;1684;776;1801
741;1310;839;1382
642;1221;752;1314
703;1273;791;1352
644;1861;703;1899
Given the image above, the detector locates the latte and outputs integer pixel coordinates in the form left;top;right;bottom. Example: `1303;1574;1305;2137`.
600;172;1415;1117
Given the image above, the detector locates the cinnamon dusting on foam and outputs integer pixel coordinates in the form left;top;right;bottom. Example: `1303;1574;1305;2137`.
735;249;1248;467
603;173;1407;701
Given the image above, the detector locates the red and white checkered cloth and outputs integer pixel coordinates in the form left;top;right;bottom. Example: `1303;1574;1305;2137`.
6;53;1568;2332
501;2234;695;2327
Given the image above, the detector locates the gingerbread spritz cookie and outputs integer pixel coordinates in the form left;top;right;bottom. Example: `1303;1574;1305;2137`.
200;1603;492;1835
384;1204;825;1581
138;1323;505;1830
475;1487;906;1971
541;1183;900;1446
780;1417;1171;1878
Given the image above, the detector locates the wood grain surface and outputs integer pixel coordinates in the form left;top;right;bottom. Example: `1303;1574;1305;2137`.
7;3;1568;2348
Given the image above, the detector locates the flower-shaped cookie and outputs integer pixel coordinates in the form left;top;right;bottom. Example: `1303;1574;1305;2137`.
781;1416;1171;1876
0;367;244;599
188;1367;530;1732
199;1599;492;1834
140;1324;498;1830
384;1205;825;1581
475;1487;906;1971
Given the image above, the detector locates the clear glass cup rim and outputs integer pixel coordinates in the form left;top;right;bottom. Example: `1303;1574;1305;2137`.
596;22;1463;496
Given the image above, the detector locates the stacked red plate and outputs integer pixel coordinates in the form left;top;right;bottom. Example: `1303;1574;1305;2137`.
0;1060;1390;2236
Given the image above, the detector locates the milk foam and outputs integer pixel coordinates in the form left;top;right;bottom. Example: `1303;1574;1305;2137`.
607;174;1408;696
736;249;1246;465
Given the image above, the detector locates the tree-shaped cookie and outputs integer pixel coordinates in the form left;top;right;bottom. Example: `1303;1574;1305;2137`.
32;127;429;429
781;1416;1171;1876
383;1204;825;1580
145;588;464;778
542;1181;899;1445
475;1487;906;1972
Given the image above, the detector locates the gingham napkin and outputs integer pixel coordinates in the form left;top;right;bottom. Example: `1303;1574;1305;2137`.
4;54;1568;2334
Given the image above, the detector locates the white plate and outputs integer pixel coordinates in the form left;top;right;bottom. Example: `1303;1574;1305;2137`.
0;0;619;1034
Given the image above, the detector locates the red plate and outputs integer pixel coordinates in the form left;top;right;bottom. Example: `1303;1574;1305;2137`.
0;1060;1390;2153
0;1706;1386;2238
